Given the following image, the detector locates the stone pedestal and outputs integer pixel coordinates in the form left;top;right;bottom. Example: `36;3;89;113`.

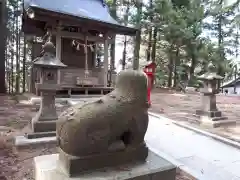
34;151;176;180
198;115;236;128
196;63;236;128
58;144;148;177
31;92;58;135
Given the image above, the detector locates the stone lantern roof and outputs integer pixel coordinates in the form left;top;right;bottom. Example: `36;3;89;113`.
197;63;223;81
33;41;67;68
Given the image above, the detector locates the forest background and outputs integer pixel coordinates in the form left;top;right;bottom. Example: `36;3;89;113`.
0;0;240;93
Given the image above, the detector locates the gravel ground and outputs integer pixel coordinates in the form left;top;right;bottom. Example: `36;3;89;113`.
0;93;195;180
150;88;240;142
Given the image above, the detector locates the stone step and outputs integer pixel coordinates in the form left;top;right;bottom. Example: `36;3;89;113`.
26;131;56;139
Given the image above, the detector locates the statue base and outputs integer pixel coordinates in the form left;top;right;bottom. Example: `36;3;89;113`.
200;116;236;128
14;120;57;149
14;119;57;149
14;135;57;150
34;151;176;180
196;110;222;117
25;131;56;139
58;144;149;177
32;120;56;133
196;110;236;128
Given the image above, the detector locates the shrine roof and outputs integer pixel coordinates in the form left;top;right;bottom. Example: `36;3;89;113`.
24;0;137;35
221;77;240;88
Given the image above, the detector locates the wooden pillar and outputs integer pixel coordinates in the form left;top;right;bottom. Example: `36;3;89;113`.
84;35;89;78
56;27;62;84
104;35;109;87
56;28;62;60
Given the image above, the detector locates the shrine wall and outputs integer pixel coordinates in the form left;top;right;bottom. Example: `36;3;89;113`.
31;37;95;68
61;38;95;69
29;37;103;94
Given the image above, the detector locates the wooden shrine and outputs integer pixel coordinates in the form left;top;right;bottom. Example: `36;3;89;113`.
22;0;137;96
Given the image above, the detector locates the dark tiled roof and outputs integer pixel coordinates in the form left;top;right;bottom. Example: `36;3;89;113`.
24;0;136;34
221;77;240;88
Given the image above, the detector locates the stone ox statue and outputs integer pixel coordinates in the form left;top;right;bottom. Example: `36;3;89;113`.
56;70;149;176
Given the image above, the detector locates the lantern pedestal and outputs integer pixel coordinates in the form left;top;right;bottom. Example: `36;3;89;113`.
30;90;59;136
195;99;231;128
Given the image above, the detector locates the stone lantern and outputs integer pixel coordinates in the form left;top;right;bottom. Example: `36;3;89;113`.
196;63;235;127
29;41;67;137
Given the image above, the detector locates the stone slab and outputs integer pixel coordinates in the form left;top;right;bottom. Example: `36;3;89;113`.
32;120;56;132
15;135;57;149
26;131;56;139
34;151;176;180
30;97;100;105
200;116;236;128
196;110;222;117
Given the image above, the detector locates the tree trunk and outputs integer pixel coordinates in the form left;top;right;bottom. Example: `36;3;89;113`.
146;0;153;62
23;34;26;92
15;7;20;93
6;39;10;93
30;42;35;93
122;36;127;70
122;1;130;70
173;47;180;87
109;0;117;86
168;62;173;87
189;49;196;85
167;45;174;87
151;27;157;88
10;32;14;93
217;0;224;78
146;30;152;62
217;14;224;89
133;0;142;70
151;27;157;63
0;0;6;94
110;38;116;71
234;31;239;94
110;0;116;68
